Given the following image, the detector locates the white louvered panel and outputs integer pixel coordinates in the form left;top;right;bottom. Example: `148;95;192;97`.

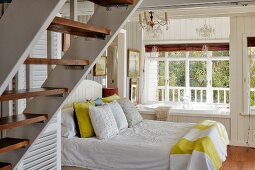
39;162;57;170
23;129;58;170
26;157;57;170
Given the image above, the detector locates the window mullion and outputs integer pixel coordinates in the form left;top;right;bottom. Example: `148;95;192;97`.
207;52;213;104
165;52;169;102
185;52;190;99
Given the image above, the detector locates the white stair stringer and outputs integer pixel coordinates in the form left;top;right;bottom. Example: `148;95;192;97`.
0;0;66;95
2;1;143;169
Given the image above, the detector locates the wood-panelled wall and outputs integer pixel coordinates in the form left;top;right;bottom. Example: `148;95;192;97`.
230;15;255;147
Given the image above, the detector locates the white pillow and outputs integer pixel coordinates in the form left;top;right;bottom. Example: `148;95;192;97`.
107;101;128;131
117;98;143;127
89;105;119;140
61;107;77;138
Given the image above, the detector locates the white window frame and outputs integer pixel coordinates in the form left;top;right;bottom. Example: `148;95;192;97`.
242;34;255;115
146;50;230;105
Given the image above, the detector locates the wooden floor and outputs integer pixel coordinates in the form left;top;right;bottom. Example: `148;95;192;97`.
221;146;255;170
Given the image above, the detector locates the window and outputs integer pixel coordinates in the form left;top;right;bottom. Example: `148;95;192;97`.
145;47;230;106
244;37;255;114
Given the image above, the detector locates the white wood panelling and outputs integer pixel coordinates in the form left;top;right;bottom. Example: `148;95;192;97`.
63;80;102;109
140;111;231;139
230;15;255;147
143;17;230;43
125;22;145;100
168;115;231;139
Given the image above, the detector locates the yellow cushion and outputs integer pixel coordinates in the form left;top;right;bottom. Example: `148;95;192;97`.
73;101;95;138
101;94;120;103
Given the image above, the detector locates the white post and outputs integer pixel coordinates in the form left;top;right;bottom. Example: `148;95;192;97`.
165;52;169;102
207;51;213;104
185;52;190;98
117;29;127;98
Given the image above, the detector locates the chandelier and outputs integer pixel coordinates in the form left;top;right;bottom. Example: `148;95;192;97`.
151;45;159;57
138;11;169;38
196;22;215;55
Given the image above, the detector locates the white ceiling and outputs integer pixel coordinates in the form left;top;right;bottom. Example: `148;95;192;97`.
61;0;255;19
139;0;255;10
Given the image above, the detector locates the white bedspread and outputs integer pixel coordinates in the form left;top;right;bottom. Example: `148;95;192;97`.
62;120;193;170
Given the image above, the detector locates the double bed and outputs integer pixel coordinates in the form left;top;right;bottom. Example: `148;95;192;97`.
62;120;194;170
61;80;228;170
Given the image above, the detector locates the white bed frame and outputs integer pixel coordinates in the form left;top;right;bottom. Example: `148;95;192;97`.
62;80;102;170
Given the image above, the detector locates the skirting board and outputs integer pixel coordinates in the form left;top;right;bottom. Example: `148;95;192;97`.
230;140;255;148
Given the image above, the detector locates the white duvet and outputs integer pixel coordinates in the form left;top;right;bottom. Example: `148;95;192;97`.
62;120;194;170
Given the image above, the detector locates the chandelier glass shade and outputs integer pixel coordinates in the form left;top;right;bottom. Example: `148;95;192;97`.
196;22;215;54
138;11;169;38
151;45;159;57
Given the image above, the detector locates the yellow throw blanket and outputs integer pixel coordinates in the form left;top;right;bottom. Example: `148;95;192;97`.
170;120;229;170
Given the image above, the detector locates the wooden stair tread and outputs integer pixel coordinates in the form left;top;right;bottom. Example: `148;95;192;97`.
0;138;30;154
88;0;134;6
48;17;111;39
0;88;69;101
24;58;89;66
0;114;48;131
0;162;11;170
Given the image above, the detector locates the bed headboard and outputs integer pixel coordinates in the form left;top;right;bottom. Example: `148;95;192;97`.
63;80;102;109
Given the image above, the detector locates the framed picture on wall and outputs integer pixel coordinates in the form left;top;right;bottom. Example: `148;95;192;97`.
129;78;139;104
128;49;140;77
94;56;107;76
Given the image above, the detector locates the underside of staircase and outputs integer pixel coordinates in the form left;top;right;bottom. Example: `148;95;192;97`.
0;0;143;169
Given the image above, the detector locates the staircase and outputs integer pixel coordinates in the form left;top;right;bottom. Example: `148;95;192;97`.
0;0;143;169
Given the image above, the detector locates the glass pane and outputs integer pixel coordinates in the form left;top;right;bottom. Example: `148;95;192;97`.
226;91;230;104
169;61;185;87
189;51;205;57
191;90;195;102
148;52;165;58
197;90;201;102
213;90;218;103
158;61;165;86
146;60;165;102
189;61;207;87
157;89;164;101
250;56;255;108
212;51;229;57
180;89;185;100
169;89;173;101
168;52;186;58
174;90;178;102
219;90;224;103
212;60;230;88
202;90;207;103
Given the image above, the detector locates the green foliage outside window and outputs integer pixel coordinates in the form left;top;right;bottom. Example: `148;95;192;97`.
158;61;165;86
169;61;185;86
190;61;207;87
212;61;230;87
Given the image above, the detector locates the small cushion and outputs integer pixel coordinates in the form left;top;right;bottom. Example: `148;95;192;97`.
117;98;143;127
73;102;95;138
89;105;119;140
94;98;104;106
107;101;128;131
61;107;76;138
87;99;96;106
101;94;120;103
